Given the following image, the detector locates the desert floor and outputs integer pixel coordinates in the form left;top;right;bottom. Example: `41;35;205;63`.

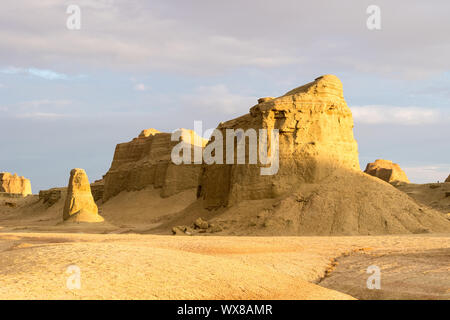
0;231;448;300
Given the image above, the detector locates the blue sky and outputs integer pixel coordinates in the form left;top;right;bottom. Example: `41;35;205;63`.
1;0;449;192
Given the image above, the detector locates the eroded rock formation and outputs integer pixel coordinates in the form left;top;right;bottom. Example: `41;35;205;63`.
198;75;360;208
445;175;450;183
39;180;104;207
0;172;32;196
39;188;64;206
103;128;207;202
63;168;104;222
364;159;410;185
90;179;104;202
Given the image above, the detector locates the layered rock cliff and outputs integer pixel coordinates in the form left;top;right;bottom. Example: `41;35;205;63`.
103;128;207;202
197;75;360;208
0;172;32;196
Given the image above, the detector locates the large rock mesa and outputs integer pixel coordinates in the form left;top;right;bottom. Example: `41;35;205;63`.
198;74;360;208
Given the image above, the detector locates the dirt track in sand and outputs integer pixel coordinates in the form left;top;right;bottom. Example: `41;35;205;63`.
0;232;449;299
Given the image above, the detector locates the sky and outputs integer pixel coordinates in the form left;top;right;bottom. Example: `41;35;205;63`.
1;0;449;192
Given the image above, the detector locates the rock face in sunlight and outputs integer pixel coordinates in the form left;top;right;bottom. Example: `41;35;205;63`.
103;128;207;202
176;75;450;236
0;172;32;196
63;168;104;223
445;175;450;183
197;75;360;208
364;159;410;185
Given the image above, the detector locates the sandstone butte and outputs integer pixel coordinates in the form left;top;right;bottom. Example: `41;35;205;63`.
102;128;207;202
0;172;32;196
364;159;410;185
182;74;450;235
198;74;360;208
445;174;450;183
63;168;104;223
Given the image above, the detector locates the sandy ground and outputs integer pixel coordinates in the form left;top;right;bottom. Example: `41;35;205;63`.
396;182;450;214
0;232;449;300
1;184;449;300
320;247;450;299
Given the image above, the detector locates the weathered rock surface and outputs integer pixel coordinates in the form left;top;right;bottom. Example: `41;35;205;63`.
445;175;450;183
364;159;410;185
39;180;104;207
0;172;32;196
198;75;360;208
103;128;207;202
39;188;64;207
90;179;104;202
172;218;222;235
177;75;450;235
63;169;104;222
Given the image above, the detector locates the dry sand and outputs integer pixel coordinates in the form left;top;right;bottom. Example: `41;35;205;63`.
320;247;450;299
1;185;449;300
0;232;449;300
396;182;450;214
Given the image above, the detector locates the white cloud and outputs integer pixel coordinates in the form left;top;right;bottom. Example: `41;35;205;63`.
2;100;73;118
403;164;450;183
134;83;148;91
15;112;69;119
1;67;68;80
17;99;72;109
181;85;256;115
351;105;447;125
0;1;448;78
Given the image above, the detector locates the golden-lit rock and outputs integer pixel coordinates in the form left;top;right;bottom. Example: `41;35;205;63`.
63;168;104;222
0;172;32;196
198;75;360;208
364;159;410;185
103;128;207;201
445;175;450;183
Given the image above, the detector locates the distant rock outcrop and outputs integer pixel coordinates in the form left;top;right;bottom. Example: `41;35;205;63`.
63;169;104;222
198;75;360;208
364;159;410;185
39;188;64;206
0;172;32;196
103;128;207;202
445;175;450;183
